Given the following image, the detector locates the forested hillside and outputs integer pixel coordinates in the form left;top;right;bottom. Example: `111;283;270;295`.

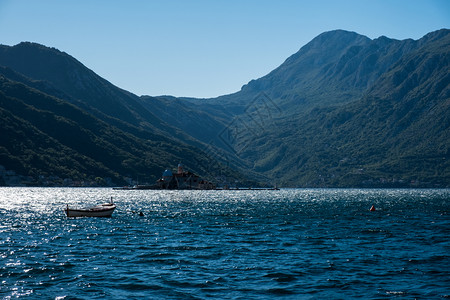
0;48;248;186
159;29;450;187
1;29;448;187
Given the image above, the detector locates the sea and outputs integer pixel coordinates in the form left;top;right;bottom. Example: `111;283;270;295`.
0;188;448;299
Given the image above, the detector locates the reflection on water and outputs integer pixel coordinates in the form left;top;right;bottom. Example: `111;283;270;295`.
0;188;449;299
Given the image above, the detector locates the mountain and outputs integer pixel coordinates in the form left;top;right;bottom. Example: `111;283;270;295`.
0;42;196;142
186;30;418;114
0;73;240;186
0;48;250;186
0;29;448;187
257;29;449;187
149;29;450;187
0;43;147;124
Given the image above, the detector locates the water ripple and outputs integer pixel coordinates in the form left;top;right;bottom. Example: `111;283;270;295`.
0;188;449;299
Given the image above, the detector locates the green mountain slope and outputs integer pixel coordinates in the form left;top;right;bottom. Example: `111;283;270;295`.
1;29;448;187
239;29;450;187
176;29;450;187
187;30;419;113
0;65;248;187
0;42;207;148
0;42;152;127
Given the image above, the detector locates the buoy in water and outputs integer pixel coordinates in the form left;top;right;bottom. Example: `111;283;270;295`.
370;205;376;211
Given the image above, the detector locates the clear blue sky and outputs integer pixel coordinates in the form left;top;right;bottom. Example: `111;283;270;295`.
0;0;449;98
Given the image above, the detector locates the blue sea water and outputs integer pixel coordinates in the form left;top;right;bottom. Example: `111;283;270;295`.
0;188;449;299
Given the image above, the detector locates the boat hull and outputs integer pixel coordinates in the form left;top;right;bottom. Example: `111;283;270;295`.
65;205;116;218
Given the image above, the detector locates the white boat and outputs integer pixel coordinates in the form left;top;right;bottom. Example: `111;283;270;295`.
65;197;116;217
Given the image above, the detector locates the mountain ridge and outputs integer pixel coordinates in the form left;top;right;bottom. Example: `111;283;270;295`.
0;52;251;186
1;29;448;187
173;29;450;187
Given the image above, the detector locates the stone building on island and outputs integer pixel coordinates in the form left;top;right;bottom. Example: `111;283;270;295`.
156;164;215;190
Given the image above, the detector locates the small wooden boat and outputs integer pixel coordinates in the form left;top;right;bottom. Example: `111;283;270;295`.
65;197;116;218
